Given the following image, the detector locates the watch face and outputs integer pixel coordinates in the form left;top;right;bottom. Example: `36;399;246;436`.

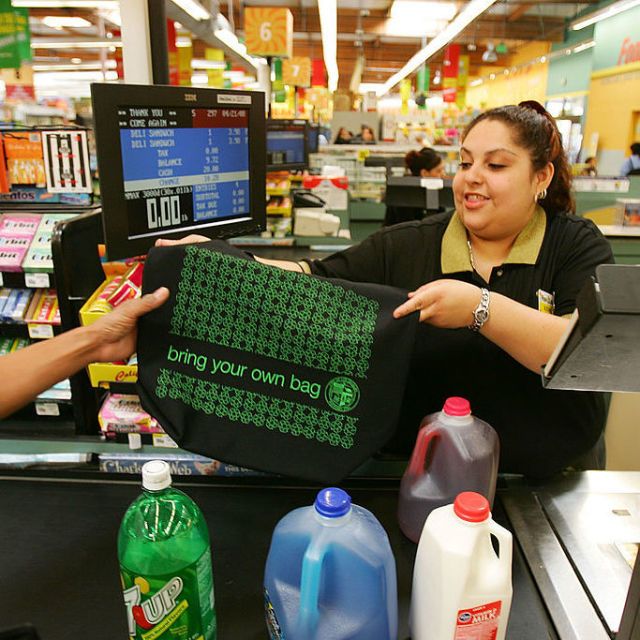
475;309;489;323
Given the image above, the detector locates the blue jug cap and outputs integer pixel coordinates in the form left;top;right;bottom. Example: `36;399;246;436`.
314;487;351;518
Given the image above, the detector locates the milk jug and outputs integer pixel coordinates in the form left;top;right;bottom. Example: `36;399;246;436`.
398;396;499;542
263;487;397;639
411;491;513;640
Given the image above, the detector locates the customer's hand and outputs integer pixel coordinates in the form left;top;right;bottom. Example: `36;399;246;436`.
393;279;483;329
88;287;170;363
155;234;210;247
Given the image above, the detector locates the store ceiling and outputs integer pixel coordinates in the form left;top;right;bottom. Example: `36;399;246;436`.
27;0;596;91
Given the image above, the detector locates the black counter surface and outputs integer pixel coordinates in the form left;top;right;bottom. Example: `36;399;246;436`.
0;473;556;639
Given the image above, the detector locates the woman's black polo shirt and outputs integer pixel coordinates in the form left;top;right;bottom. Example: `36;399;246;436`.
304;208;614;479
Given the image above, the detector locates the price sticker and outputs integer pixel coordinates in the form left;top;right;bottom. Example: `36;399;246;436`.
128;433;142;450
36;402;60;416
28;323;54;339
25;272;50;288
0;272;3;286
153;434;179;448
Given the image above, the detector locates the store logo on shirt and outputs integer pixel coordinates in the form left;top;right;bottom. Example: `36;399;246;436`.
325;377;360;412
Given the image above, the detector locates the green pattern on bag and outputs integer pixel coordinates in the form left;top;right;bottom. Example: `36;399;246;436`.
156;368;358;449
170;246;378;379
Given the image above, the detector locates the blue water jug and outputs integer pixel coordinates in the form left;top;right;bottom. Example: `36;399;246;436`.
263;487;398;640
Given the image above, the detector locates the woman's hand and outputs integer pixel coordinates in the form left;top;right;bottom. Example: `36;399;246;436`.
87;287;170;363
155;234;210;247
393;279;482;329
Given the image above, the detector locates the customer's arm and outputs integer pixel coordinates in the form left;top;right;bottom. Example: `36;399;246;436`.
0;287;169;419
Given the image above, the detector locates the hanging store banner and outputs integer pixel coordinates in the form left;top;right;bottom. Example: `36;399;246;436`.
442;44;460;103
244;7;293;58
283;56;311;87
400;78;411;115
1;63;34;101
271;57;284;91
0;2;30;69
311;59;326;87
456;54;469;108
167;20;179;86
178;42;192;86
205;48;225;88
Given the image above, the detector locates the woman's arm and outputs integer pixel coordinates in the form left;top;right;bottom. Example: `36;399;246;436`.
393;279;568;373
0;287;169;419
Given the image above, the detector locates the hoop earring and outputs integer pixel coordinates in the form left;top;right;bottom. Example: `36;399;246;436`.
536;187;548;201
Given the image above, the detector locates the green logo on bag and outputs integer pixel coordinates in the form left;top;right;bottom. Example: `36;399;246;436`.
325;377;360;413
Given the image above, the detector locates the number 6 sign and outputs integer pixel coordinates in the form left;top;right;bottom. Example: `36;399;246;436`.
244;7;293;58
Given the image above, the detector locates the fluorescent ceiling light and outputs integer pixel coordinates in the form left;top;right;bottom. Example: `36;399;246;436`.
359;82;386;93
377;0;499;96
382;18;448;38
214;27;261;71
390;1;457;21
317;0;338;92
191;59;226;70
31;38;122;48
171;0;211;21
573;40;595;53
570;0;640;30
12;0;117;7
33;61;115;71
97;8;121;27
42;16;92;28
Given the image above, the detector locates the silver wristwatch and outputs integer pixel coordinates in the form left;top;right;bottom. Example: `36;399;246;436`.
469;288;490;332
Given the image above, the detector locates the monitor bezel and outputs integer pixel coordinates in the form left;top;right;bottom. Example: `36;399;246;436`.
91;83;266;260
266;118;309;172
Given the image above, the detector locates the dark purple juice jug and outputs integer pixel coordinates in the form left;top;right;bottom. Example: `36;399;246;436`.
398;397;499;543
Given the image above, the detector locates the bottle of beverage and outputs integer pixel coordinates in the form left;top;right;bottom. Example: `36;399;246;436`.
264;487;397;640
411;491;513;640
118;460;216;639
398;396;499;543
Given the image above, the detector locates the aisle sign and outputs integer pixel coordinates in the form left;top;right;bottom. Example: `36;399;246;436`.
456;54;469;108
400;78;411;115
206;48;225;88
244;7;293;58
0;1;30;69
283;57;311;87
178;42;193;86
443;44;460;103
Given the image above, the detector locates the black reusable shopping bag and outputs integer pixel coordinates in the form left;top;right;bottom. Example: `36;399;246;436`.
137;240;418;483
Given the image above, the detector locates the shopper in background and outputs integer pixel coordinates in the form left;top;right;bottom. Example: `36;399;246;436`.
157;101;613;480
620;142;640;176
0;287;169;419
352;124;377;145
580;156;598;177
406;147;446;179
333;127;353;145
384;147;448;225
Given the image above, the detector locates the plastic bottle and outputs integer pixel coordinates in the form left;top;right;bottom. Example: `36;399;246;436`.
263;487;397;640
410;491;513;640
398;396;499;543
118;460;216;639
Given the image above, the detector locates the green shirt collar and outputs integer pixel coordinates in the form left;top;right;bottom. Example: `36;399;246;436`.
441;206;547;274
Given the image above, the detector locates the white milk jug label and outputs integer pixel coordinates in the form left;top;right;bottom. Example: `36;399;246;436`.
455;600;502;639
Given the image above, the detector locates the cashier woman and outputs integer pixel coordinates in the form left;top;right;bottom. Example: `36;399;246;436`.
159;101;614;480
0;287;169;419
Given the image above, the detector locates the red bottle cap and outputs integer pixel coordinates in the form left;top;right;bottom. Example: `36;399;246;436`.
454;492;490;522
442;397;471;416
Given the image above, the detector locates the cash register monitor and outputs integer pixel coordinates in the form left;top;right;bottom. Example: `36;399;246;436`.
91;83;266;260
266;119;308;171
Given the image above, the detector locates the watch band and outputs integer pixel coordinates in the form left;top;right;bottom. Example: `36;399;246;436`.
469;288;490;332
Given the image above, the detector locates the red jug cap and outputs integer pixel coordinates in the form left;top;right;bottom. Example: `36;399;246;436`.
443;397;471;416
454;492;490;522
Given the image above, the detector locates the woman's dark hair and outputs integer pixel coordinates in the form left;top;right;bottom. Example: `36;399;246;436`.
631;142;640;156
461;100;574;214
405;147;443;176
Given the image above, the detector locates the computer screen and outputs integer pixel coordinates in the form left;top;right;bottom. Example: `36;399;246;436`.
91;83;266;259
266;119;308;171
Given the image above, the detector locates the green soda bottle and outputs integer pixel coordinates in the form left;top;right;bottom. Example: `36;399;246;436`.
118;460;216;640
